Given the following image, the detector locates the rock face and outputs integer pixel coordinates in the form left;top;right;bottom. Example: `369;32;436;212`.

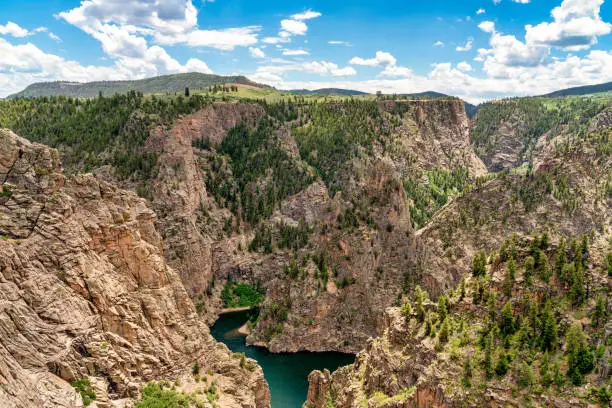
0;129;269;407
305;122;611;408
134;99;487;354
143;103;266;311
416;131;611;295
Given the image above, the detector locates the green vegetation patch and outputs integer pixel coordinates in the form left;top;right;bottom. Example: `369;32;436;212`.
220;281;265;308
70;378;96;406
404;167;469;229
135;382;193;408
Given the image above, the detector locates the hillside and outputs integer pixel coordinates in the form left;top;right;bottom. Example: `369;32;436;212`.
306;115;611;407
289;88;369;96
7;72;268;99
0;89;609;407
0;129;269;407
543;81;612;98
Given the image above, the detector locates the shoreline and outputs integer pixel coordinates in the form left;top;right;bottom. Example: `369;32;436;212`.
219;306;254;315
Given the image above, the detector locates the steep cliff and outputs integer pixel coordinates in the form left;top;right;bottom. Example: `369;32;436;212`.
0;129;269;407
305;118;611;407
138;99;485;353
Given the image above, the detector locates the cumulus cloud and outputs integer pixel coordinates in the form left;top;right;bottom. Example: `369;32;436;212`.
525;0;611;50
282;49;309;56
457;61;473;72
456;38;473;52
434;41;445;47
349;51;411;78
280;19;308;36
249;47;265;58
250;59;356;84
350;51;396;66
478;21;496;33
291;10;322;21
0;22;39;38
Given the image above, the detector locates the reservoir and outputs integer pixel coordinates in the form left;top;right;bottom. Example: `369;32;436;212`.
210;309;354;407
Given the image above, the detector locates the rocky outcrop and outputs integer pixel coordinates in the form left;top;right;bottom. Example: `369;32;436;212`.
0;129;269;407
377;100;487;178
130;99;487;354
145;102;265;303
415;130;611;295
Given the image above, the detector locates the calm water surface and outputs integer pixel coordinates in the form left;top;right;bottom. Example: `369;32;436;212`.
210;310;354;408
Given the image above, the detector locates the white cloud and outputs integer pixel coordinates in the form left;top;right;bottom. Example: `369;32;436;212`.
263;36;290;44
350;51;396;67
456;38;473;52
477;9;486;15
249;47;265;58
291;10;322;21
282;49;309;56
477;30;549;76
457;61;473;72
258;48;612;104
58;0;259;52
434;41;445;47
479;21;496;33
349;51;412;78
379;65;413;77
329;40;350;46
0;22;33;38
250;60;356;84
280;19;308;35
525;0;611;51
49;32;63;43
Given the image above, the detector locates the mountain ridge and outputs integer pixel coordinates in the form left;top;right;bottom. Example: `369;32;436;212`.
7;72;270;99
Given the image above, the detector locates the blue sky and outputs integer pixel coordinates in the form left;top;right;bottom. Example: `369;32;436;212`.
0;0;611;102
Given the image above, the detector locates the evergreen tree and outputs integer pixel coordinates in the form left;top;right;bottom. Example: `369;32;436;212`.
472;251;487;277
569;264;586;306
523;256;535;288
566;323;594;385
500;301;515;337
438;317;450;344
539;352;553;388
517;360;534;389
504;257;516;296
540;300;558;352
495;351;510;377
483;332;494;380
437;294;450;322
591;295;607;328
555;237;567;279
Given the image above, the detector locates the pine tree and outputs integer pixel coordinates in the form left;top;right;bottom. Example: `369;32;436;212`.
569;263;586;306
504;257;516;296
555;237;567;279
539;352;553;388
540;300;557;352
483;332;494;379
472;251;487;277
523;256;535;288
413;286;427;323
495;351;509;377
500;301;515;337
591;295;607;328
438;294;450;322
517;360;534;389
439;317;450;343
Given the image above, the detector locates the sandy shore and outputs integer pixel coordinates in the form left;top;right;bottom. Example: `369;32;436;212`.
220;306;254;314
235;322;251;336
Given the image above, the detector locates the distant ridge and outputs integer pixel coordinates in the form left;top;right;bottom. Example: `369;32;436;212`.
8;72;269;99
542;81;612;97
288;88;369;96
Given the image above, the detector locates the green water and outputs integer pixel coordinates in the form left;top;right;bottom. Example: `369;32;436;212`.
210;310;354;408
